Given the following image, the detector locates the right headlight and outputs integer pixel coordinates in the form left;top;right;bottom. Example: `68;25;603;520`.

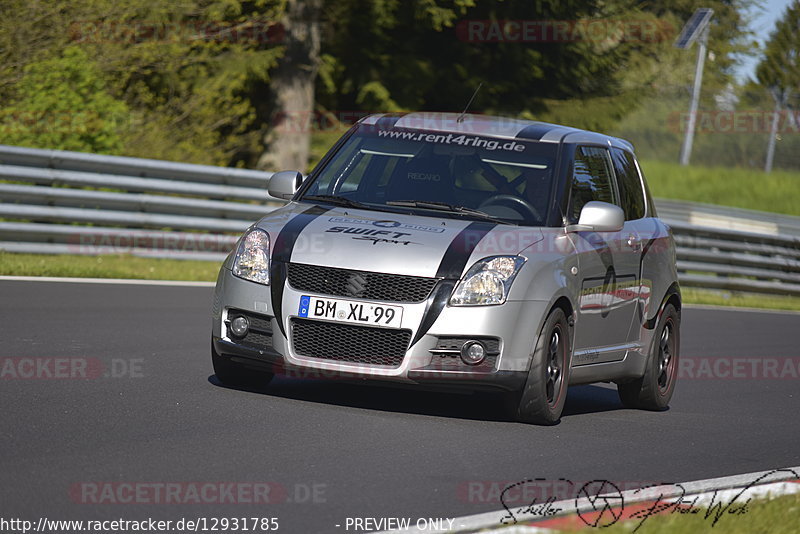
449;256;526;306
232;228;271;285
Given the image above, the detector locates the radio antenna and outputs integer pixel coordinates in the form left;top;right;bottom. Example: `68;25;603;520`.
457;83;483;123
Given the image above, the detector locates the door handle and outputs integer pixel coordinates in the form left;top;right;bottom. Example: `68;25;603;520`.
627;234;641;250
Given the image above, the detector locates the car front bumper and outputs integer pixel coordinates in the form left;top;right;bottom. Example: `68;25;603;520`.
211;267;549;392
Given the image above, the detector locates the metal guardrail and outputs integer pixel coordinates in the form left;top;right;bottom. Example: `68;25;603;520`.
0;144;279;262
1;144;799;296
656;198;800;238
668;221;800;296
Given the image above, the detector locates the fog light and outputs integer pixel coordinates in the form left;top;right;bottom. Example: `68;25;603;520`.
230;315;249;337
460;341;486;365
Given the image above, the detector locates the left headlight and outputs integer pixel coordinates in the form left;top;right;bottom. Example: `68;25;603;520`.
450;256;526;306
232;228;271;285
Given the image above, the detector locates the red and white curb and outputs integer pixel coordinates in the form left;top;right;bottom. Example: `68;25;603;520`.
380;467;800;533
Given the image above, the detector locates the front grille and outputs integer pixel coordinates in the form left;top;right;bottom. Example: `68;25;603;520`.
291;318;411;367
226;309;273;351
288;263;437;303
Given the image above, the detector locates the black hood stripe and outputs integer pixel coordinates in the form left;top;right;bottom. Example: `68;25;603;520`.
435;221;497;279
271;205;331;337
412;221;496;346
272;204;331;263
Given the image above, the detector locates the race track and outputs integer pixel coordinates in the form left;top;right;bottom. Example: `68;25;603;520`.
1;280;798;533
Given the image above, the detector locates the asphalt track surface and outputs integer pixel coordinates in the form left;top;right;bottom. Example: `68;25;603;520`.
1;280;798;533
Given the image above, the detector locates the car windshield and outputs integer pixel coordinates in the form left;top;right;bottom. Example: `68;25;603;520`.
300;123;559;225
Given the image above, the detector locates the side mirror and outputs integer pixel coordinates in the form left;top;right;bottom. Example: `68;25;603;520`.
567;201;624;233
267;170;303;200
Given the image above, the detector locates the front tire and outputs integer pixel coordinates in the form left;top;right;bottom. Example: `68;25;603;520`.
508;308;571;425
618;303;679;410
212;342;274;389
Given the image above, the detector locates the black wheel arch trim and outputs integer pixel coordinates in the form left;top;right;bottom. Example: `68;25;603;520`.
644;282;681;330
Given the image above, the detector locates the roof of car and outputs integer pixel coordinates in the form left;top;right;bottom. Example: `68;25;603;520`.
359;112;634;152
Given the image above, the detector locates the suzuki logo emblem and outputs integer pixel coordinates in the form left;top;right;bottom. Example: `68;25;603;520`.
345;273;368;297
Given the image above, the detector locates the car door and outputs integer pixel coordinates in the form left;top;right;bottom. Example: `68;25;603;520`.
568;146;640;365
611;147;658;343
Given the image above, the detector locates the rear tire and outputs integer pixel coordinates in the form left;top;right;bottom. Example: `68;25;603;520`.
618;303;679;410
507;308;571;425
212;342;274;389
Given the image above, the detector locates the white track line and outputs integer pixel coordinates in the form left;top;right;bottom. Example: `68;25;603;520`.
0;275;215;287
379;466;800;533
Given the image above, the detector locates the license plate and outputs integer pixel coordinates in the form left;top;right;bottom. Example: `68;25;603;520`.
298;295;403;328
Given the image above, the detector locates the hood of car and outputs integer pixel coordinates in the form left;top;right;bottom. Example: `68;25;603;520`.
256;202;544;279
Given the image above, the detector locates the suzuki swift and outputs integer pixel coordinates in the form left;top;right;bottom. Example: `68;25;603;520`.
210;112;680;425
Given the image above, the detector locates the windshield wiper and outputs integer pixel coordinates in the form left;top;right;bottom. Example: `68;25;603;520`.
303;195;370;209
386;200;514;225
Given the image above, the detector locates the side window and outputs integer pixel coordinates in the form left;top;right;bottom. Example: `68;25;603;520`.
611;148;646;220
570;146;616;222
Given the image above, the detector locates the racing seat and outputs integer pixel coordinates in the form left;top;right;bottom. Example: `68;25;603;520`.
386;155;452;203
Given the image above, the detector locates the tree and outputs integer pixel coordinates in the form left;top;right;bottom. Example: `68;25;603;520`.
756;0;800;171
257;0;323;172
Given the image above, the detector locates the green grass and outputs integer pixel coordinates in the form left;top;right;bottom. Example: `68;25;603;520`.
640;159;800;217
579;492;800;534
0;251;221;281
682;288;800;312
3;252;800;312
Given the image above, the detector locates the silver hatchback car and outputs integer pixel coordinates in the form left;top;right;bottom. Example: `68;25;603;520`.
211;112;680;425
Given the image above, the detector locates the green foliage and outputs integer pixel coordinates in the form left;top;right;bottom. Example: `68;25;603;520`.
1;46;129;154
0;0;772;175
0;0;285;165
756;0;800;101
314;0;756;138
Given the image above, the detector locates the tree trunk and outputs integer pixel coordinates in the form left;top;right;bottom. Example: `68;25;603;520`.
257;0;322;173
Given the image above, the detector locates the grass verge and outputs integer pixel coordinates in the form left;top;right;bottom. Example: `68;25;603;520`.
2;252;800;312
0;252;221;281
640;159;800;217
582;492;800;534
681;287;800;312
